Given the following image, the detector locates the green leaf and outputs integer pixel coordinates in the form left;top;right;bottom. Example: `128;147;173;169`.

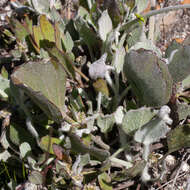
165;40;181;58
134;117;170;145
177;102;190;121
134;106;172;160
98;172;112;190
168;45;190;83
182;74;190;90
46;46;75;79
1;66;8;79
167;124;190;153
0;150;11;162
39;135;62;154
68;132;109;161
8;123;36;146
10;18;29;43
0;74;10;101
129;39;162;58
32;25;43;48
75;18;101;52
112;47;125;74
98;10;113;42
19;142;32;158
97;114;115;133
122;107;157;135
124;50;173;107
62;31;74;52
11;61;66;123
39;15;55;43
29;0;50;14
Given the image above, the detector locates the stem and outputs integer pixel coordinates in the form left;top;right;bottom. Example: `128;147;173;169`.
105;72;117;94
74;67;89;82
115;71;120;96
91;135;110;150
110;144;129;158
120;4;190;32
97;92;102;112
144;4;190;18
68;132;109;161
118;85;131;104
143;144;150;161
109;157;133;168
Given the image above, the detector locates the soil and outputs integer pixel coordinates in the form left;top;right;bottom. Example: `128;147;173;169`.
157;0;190;52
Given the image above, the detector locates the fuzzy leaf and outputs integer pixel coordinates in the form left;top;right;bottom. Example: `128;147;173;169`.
167;124;190;153
134;106;172;145
62;31;74;52
168;45;190;83
129;39;162;58
122;107;157;135
19;142;32;158
0;150;11;161
46;46;75;79
124;50;173;107
127;24;144;48
75;18;101;50
182;74;190;90
97;114;115;133
98;10;113;42
177;102;190;121
114;106;124;125
11;61;66;123
0;75;10;101
29;0;50;14
134;118;170;145
113;47;125;74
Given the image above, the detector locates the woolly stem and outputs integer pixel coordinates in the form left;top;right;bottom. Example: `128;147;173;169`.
121;4;190;32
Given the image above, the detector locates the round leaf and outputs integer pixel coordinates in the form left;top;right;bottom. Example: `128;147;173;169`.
124;50;173;107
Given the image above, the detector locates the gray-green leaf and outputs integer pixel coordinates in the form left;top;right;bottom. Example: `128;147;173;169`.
98;10;113;42
168;45;190;83
11;61;66;123
122;107;157;135
124;50;173;107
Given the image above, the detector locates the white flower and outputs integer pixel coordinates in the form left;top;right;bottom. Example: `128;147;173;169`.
88;53;114;80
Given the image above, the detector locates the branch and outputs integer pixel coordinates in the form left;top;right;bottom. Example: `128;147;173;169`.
120;4;190;32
